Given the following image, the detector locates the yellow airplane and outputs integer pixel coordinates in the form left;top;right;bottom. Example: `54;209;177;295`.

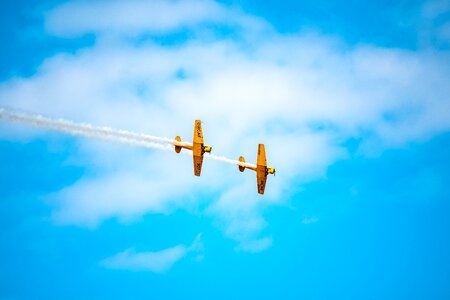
174;120;212;176
238;144;275;194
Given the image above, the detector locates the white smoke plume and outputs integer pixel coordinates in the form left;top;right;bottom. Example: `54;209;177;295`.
0;107;256;169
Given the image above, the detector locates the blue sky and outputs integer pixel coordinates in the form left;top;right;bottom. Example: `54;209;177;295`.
1;0;450;299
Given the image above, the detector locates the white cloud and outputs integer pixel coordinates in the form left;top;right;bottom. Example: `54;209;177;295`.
237;237;273;253
101;233;203;272
101;246;186;272
44;0;265;38
1;0;450;251
302;216;319;225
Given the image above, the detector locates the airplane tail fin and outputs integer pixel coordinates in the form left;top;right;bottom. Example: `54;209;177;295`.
174;136;182;153
238;156;246;172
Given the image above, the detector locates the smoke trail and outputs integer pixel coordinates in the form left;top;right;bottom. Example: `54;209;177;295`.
0;108;256;168
207;154;256;169
0;108;179;152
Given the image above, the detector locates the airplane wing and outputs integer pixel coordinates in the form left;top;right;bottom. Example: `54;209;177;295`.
257;144;267;167
193;155;204;176
256;144;268;194
256;168;267;194
193;120;204;176
193;120;204;144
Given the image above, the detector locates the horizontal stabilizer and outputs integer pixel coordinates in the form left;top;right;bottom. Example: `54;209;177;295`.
239;156;246;172
174;136;182;153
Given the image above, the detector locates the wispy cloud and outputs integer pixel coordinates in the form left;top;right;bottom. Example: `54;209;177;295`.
100;233;203;272
237;237;273;253
44;0;265;37
302;216;319;225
